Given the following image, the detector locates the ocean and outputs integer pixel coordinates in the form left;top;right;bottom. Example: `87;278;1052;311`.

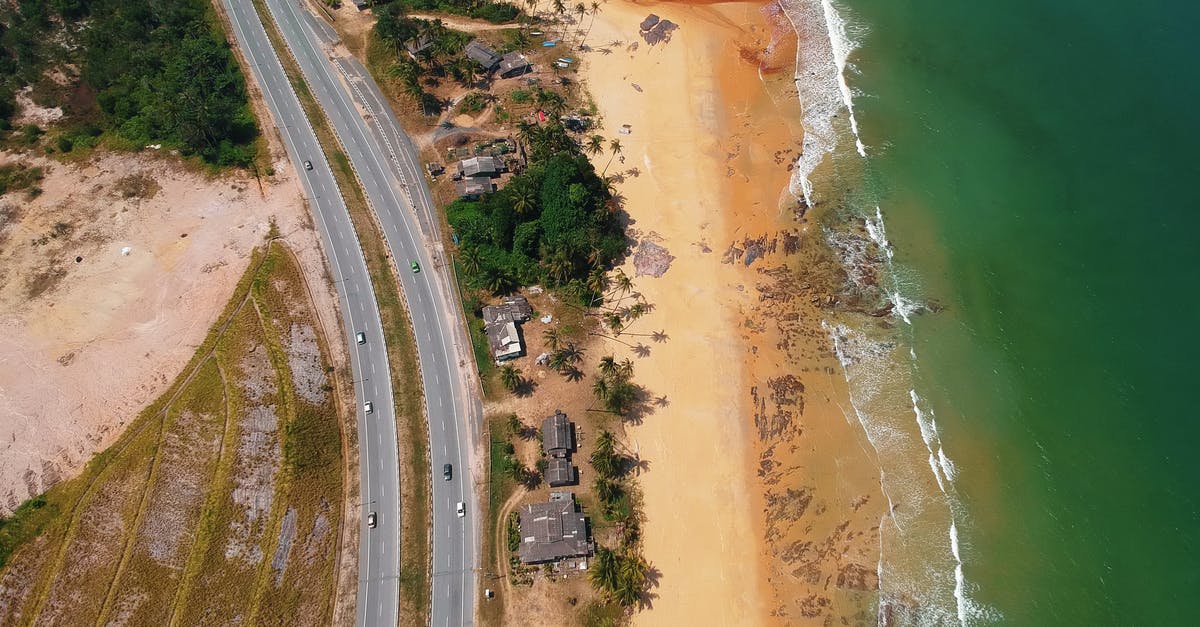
777;0;1200;623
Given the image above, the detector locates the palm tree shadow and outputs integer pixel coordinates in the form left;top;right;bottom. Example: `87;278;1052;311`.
632;343;651;358
653;395;669;408
516;378;538;397
621;385;655;426
638;563;663;610
563;366;585;382
651;330;669;343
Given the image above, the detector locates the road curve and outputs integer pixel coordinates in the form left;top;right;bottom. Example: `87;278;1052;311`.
254;1;481;625
220;0;406;623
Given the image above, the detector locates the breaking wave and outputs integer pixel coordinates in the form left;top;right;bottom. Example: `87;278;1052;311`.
777;0;1000;623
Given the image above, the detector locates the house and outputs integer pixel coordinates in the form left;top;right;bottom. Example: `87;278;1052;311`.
545;457;576;487
517;492;592;564
497;52;532;79
464;40;501;71
457;155;501;178
405;35;433;60
482;296;533;362
541;410;575;458
455;178;494;199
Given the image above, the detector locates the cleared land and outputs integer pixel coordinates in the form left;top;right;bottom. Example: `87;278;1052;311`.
0;242;345;626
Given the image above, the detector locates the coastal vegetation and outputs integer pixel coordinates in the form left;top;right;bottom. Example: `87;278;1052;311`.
0;243;346;624
375;0;521;25
0;0;259;167
448;124;626;300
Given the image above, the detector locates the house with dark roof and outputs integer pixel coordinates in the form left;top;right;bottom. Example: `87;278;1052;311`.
464;40;501;71
405;35;433;60
545;458;576;487
482;296;533;362
498;52;532;78
541;410;575;458
517;492;592;564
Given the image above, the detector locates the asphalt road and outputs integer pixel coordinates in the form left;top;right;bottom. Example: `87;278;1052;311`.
220;0;407;624
253;1;481;625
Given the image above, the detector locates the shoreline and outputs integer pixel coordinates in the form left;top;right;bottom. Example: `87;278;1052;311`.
581;1;885;622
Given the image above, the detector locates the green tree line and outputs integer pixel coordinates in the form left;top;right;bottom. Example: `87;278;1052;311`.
0;0;259;167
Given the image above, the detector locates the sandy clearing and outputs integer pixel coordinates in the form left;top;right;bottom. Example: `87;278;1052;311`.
0;148;332;516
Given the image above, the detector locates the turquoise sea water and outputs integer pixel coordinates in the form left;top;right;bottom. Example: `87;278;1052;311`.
808;0;1200;623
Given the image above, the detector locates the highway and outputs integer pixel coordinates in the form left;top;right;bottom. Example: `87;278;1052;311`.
219;0;407;623
246;1;481;625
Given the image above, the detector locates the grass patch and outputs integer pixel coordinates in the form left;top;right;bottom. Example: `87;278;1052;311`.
0;162;44;196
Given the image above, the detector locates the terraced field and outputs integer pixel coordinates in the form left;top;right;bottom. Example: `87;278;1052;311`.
0;242;347;625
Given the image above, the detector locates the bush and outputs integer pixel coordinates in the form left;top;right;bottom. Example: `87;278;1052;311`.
55;136;74;152
509;89;531;104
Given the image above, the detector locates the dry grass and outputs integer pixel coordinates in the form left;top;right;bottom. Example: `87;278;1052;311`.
0;243;347;626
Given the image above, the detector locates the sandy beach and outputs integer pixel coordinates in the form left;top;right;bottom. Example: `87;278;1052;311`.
581;1;885;623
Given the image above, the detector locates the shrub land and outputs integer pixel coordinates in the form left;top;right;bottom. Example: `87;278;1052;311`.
0;0;259;166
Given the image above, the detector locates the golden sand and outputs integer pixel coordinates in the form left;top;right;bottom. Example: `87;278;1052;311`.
580;1;886;623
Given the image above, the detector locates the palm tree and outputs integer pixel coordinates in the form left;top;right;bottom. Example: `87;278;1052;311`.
586;267;608;305
541;250;573;285
592;376;610;402
593;476;619;503
605;312;624;335
542;327;561;351
579;1;601;47
626;302;647;321
500;365;523;392
573;3;587;40
508;179;536;216
595;429;616;456
560;342;584;365
598;355;618;379
618;358;634;380
459;247;481;275
603;138;623;175
589;546;619;594
506;413;523;438
614;550;647;606
585;134;605;157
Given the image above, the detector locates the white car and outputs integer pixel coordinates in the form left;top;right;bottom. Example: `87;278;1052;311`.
456;501;465;517
355;331;366;345
367;512;377;528
363;401;373;414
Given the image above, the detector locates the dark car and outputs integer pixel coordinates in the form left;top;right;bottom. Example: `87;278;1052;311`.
443;463;452;481
303;160;313;171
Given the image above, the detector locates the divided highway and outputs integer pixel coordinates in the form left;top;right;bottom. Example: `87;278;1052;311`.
220;0;406;623
238;0;482;625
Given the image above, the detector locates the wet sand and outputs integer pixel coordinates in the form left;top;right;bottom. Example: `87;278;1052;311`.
582;1;885;623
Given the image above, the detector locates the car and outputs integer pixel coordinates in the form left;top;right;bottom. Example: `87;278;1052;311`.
363;401;373;414
355;331;366;345
410;261;420;273
456;501;465;517
443;463;453;481
303;160;313;171
367;512;377;528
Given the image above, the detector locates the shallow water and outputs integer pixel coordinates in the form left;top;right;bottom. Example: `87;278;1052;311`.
785;0;1200;623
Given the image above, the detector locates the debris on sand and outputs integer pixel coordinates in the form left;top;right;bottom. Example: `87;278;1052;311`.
633;239;675;278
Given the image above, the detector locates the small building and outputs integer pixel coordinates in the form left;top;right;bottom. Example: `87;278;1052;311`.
464;40;501;71
457;155;501;178
405;35;433;60
455;177;494;199
541;410;575;459
545;457;576;487
353;0;370;10
517;492;592;564
482;296;533;362
497;52;532;79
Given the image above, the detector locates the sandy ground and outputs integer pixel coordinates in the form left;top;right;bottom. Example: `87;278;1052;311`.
0;148;342;516
581;1;886;624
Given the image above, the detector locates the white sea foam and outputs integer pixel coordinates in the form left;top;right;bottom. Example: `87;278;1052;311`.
821;0;868;157
865;205;893;260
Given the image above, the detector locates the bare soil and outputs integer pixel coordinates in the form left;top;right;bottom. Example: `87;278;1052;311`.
0;148;315;515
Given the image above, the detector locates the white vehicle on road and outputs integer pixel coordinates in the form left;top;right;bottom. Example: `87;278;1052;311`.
363;401;373;414
456;501;465;517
